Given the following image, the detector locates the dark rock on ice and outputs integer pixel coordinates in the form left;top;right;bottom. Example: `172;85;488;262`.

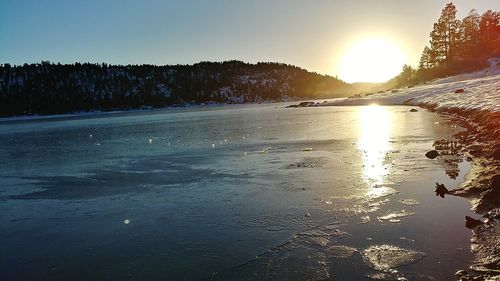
286;101;315;108
425;150;439;159
454;88;465;93
465;216;482;229
435;182;449;198
410;108;418;112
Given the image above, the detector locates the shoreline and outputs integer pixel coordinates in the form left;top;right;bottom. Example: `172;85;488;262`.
427;107;499;280
0;99;310;123
288;97;499;279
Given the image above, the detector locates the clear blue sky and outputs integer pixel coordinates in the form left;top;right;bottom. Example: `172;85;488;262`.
1;0;498;78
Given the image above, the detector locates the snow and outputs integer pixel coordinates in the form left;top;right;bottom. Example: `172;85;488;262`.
323;58;500;113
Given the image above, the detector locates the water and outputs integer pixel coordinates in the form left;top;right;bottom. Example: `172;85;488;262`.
0;104;477;280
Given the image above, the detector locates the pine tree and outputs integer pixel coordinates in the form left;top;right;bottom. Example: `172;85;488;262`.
418;46;435;69
459;9;481;58
479;10;500;57
429;2;461;64
395;64;415;86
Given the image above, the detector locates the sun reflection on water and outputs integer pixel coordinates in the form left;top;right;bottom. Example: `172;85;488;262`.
358;105;392;186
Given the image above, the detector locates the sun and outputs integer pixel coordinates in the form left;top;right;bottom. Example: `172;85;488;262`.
338;37;407;83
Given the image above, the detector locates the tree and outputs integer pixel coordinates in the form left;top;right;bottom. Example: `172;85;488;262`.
479;10;500;57
429;2;461;64
395;64;415;86
459;9;481;58
419;46;435;69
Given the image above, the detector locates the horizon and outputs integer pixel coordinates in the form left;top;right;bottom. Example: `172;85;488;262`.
1;0;498;83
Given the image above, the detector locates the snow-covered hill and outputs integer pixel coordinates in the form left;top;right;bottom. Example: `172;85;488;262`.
323;58;500;113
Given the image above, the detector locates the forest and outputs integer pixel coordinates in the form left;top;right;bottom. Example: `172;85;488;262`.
0;61;349;116
391;3;499;87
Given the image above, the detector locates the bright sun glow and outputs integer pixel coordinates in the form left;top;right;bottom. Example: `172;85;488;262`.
339;38;407;83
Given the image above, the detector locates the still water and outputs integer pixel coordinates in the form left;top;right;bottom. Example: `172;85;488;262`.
0;104;476;280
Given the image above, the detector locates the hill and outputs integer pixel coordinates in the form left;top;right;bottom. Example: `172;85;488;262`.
0;61;350;116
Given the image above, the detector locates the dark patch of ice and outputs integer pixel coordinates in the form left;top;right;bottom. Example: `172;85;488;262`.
325;245;357;259
286;157;327;169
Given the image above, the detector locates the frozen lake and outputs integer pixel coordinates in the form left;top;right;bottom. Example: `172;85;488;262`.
0;104;476;280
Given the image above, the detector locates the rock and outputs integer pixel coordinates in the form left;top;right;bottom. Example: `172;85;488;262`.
484;209;500;220
491;174;500;189
410;109;418;112
391;89;399;93
435;183;449;198
465;216;482;229
425;150;439;159
454;89;465;93
298;101;315;107
455;270;470;279
286;101;315;108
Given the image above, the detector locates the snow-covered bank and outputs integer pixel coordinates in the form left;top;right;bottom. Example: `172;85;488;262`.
319;58;500;113
320;73;499;113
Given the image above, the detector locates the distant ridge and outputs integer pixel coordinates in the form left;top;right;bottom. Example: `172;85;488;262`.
0;60;352;116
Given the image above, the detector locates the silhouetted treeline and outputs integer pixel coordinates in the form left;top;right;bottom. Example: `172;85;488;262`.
391;3;499;87
0;60;349;116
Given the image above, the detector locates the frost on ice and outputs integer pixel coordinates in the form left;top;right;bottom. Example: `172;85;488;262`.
362;244;426;271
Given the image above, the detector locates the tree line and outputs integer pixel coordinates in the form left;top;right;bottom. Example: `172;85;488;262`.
392;3;499;87
0;61;349;116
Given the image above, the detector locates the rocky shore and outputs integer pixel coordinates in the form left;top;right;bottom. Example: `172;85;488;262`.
429;107;499;281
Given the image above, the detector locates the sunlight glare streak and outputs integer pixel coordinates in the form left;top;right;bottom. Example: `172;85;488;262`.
358;105;392;186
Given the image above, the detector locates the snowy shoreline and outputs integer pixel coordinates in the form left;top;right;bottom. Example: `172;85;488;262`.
0;100;309;123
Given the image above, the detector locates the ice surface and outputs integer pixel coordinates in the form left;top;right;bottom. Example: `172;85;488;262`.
325;245;358;258
377;210;415;223
398;199;420;205
0;104;475;280
366;186;399;199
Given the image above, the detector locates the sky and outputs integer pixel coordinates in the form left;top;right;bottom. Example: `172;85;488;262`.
1;0;498;82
